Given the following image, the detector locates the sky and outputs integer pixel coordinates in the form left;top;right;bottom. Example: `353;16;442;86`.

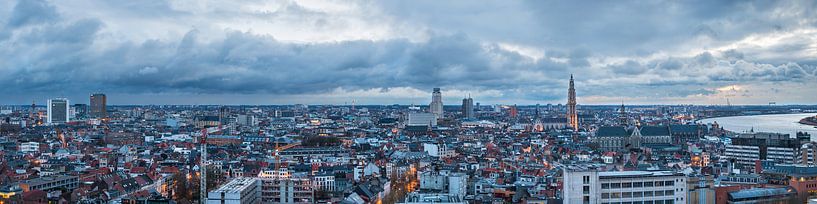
0;0;815;105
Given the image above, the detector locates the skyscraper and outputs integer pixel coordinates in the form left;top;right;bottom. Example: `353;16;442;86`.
567;75;578;132
47;98;69;125
90;93;107;119
461;96;474;119
429;88;444;118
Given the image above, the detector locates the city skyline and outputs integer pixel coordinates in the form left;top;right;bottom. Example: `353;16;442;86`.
1;0;816;105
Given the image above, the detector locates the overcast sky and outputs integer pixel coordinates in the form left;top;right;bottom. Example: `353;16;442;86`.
1;0;815;105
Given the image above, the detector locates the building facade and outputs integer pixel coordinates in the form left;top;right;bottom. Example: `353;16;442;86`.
563;169;687;204
47;98;69;125
207;177;260;204
90;93;107;119
723;132;800;172
461;97;474;119
429;88;444;118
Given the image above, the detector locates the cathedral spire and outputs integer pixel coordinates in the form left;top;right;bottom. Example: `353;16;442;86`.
567;74;578;132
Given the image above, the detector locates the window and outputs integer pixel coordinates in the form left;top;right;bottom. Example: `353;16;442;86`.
633;191;643;198
644;182;654;187
655;191;664;196
611;183;621;188
602;193;610;199
644;191;653;197
602;183;610;189
611;192;621;198
633;182;643;187
583;176;590;184
665;181;674;186
622;182;632;188
623;192;632;198
583;196;590;204
654;181;663;186
664;200;674;204
644;201;653;204
665;190;673;195
583;186;590;194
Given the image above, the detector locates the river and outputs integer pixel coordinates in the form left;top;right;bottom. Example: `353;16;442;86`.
699;113;817;139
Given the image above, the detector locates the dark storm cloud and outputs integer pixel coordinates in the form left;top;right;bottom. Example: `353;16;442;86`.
0;0;816;104
0;19;567;96
5;0;58;28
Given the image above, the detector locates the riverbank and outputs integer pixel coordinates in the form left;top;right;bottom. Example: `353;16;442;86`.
800;115;817;126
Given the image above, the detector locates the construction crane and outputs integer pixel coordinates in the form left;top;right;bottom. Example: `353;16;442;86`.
273;142;301;172
200;128;208;204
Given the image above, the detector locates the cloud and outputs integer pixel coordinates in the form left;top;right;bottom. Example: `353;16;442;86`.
0;0;816;104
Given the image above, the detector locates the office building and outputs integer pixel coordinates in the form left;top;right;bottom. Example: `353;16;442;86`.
429;88;444;118
207;177;260;204
258;171;315;204
90;93;107;119
461;97;474;119
47;98;69;125
723;132;801;172
563;168;687;204
237;114;256;126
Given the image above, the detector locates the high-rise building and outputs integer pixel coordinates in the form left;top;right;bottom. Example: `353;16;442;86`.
90;93;107;119
461;96;474;119
47;98;69;125
567;75;578;132
429;88;444;118
562;167;687;204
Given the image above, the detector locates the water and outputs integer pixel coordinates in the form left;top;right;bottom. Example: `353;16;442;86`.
699;113;817;139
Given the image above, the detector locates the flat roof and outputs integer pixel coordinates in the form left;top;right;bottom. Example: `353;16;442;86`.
210;177;257;194
599;171;682;179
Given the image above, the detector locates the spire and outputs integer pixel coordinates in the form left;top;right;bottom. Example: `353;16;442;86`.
567;74;578;132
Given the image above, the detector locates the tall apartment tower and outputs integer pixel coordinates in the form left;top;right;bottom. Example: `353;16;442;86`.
461;96;474;119
567;75;578;132
47;98;70;125
429;88;444;118
90;93;107;119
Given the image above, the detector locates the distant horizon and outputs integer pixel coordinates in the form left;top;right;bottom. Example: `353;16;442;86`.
3;102;816;107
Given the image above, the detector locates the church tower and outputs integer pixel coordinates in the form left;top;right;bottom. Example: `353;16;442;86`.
567;75;578;132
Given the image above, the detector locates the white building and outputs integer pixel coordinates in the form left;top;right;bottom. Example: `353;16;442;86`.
418;171;468;200
258;171;314;204
237;114;256;126
207;177;260;204
20;142;40;153
313;173;335;192
423;143;456;158
428;88;444;118
47;98;69;125
563;169;687;204
399;193;466;204
408;112;437;127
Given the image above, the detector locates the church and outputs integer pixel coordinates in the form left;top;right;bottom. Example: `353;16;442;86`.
592;125;673;151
